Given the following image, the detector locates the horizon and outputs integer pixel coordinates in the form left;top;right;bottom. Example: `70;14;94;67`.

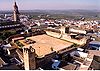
0;9;100;11
0;9;100;13
0;0;100;11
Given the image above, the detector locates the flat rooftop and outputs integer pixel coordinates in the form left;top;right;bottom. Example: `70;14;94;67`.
18;34;73;57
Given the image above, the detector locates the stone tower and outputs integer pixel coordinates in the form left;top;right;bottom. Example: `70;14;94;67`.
13;1;20;22
23;46;36;70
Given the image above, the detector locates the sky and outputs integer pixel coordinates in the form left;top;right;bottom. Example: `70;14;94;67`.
0;0;100;10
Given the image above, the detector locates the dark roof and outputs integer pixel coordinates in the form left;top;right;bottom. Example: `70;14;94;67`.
93;55;100;63
89;41;100;48
0;64;21;70
90;55;100;70
62;63;77;70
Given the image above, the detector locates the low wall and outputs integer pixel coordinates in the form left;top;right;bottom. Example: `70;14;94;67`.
46;31;87;45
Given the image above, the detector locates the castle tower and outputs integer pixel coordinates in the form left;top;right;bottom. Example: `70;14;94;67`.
13;1;20;22
23;47;36;70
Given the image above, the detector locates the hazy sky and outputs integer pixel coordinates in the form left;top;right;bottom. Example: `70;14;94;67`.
0;0;100;10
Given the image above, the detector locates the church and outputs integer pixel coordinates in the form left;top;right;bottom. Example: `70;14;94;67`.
0;1;25;30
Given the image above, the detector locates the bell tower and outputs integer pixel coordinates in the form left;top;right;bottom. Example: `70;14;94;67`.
13;0;20;22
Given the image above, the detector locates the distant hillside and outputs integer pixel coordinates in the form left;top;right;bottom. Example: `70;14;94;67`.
0;10;100;19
